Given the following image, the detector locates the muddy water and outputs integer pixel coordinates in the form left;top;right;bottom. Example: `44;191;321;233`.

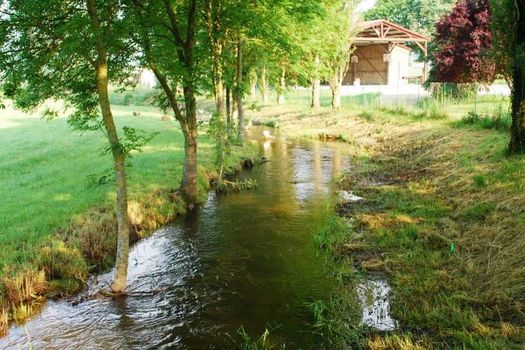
1;127;355;349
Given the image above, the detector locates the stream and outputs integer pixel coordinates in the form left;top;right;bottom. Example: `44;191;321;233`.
1;127;392;349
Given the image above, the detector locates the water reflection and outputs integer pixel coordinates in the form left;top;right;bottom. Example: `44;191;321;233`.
358;279;397;331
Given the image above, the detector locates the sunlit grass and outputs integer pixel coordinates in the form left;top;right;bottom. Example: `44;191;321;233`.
0;104;190;270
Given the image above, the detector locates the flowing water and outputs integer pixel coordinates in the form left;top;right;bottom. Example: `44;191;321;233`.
1;127;387;349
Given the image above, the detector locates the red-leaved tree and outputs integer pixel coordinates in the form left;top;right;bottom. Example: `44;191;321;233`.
430;0;495;83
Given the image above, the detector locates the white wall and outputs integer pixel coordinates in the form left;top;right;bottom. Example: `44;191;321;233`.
387;46;410;86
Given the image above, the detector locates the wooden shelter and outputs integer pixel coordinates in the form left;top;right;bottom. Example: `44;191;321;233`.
344;19;430;86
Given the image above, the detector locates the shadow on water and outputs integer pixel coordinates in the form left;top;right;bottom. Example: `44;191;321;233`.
1;126;388;349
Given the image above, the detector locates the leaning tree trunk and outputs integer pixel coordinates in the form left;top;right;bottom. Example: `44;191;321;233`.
87;0;130;293
260;66;269;103
311;55;321;109
277;66;286;105
509;0;525;154
236;40;244;142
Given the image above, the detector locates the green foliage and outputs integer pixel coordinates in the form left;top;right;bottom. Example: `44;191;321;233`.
365;0;454;56
109;87;157;107
120;127;159;157
206;112;231;175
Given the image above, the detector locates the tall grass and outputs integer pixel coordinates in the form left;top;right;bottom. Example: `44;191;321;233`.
456;107;511;132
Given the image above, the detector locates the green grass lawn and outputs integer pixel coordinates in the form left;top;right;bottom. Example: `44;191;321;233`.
0;104;215;272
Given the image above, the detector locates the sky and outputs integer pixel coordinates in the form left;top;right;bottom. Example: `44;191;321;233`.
358;0;377;12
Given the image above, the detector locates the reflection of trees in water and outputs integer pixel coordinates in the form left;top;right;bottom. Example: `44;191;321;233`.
333;147;342;178
314;142;323;192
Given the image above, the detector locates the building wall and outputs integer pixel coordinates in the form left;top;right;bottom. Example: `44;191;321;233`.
343;45;388;85
343;44;411;86
387;45;410;86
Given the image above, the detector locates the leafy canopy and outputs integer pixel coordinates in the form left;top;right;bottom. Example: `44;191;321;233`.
429;0;494;83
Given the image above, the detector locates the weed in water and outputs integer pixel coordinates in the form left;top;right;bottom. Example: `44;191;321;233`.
237;326;284;350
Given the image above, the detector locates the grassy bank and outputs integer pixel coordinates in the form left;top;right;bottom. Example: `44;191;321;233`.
248;90;525;348
0;103;256;335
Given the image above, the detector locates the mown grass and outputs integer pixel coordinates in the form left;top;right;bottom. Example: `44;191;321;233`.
0;102;256;334
247;89;525;348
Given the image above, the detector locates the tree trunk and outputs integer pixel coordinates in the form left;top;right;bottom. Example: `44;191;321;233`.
181;86;199;206
277;66;286;105
215;74;226;117
236;40;244;142
312;79;321;109
330;68;342;111
260;66;269;103
226;85;232;127
87;0;129;293
250;80;257;101
331;83;341;110
311;55;321;109
509;0;525;154
249;69;257;101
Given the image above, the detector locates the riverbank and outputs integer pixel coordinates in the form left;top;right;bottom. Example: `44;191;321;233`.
248;93;525;348
0;105;257;336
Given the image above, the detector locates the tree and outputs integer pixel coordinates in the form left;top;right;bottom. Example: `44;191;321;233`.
508;0;525;153
491;0;525;153
127;0;202;207
0;0;144;292
323;1;358;110
429;0;495;84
